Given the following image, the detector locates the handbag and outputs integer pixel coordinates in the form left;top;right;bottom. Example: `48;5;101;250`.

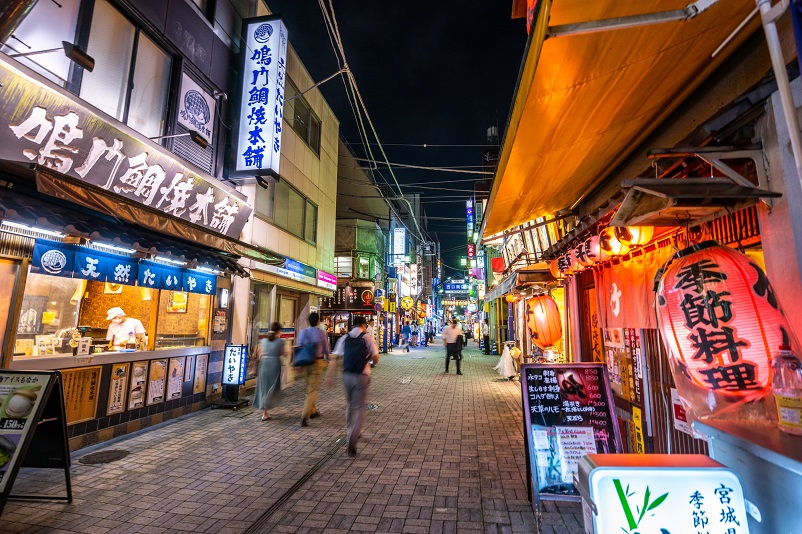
293;344;316;366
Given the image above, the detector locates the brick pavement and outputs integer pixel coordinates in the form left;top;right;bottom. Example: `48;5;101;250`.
1;340;583;533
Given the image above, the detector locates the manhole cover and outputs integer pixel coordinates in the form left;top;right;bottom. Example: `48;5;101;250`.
79;449;130;465
366;403;379;411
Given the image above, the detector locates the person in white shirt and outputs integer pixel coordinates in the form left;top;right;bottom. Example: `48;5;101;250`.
481;319;491;355
105;307;146;350
442;319;464;375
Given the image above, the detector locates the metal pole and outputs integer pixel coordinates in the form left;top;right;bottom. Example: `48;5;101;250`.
758;0;802;191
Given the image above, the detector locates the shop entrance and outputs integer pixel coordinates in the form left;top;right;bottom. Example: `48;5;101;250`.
278;295;297;345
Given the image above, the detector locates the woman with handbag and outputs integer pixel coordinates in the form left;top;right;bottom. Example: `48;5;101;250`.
253;322;286;421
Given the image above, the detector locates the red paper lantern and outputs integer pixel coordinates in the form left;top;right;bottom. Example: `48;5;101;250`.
549;259;564;279
527;295;563;349
600;227;629;257
583;235;601;265
657;241;791;398
557;254;573;275
615;226;654;246
569;248;586;272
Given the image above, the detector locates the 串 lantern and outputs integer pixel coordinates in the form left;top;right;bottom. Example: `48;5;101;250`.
582;235;601;265
527;294;562;349
556;254;573;275
600;227;630;257
549;259;564;279
657;241;791;399
615;226;654;246
569;248;586;272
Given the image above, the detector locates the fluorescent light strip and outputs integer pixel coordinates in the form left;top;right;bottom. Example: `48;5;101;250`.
155;255;186;266
196;266;221;275
1;220;65;238
93;242;136;254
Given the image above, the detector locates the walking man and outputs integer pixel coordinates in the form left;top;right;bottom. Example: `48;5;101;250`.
329;316;378;457
295;313;330;427
442;319;463;375
401;320;412;352
482;319;491;355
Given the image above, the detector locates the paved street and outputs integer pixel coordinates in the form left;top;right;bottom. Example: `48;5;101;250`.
1;341;583;534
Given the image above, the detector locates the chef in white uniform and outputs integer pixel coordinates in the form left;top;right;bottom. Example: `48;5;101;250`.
105;307;146;350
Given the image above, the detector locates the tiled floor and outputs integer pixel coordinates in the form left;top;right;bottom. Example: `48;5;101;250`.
1;341;584;533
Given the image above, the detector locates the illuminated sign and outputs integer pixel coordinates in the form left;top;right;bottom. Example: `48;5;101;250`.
317;269;337;291
392;227;406;266
253;258;316;286
444;283;470;293
177;73;215;143
222;345;248;385
233;16;288;179
467;244;475;258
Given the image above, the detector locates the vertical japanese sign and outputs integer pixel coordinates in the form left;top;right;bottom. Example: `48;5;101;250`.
167;357;185;400
128;361;148;410
0;372;53;492
106;363;129;416
466;199;474;238
234;16;288;179
60;367;101;424
393;228;406;266
520;363;621;500
222;345;248;385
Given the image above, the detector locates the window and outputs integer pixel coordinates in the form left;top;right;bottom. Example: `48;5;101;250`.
285;79;321;155
356;256;370;279
255;180;318;243
335;257;352;278
80;0;171;138
0;0;81;87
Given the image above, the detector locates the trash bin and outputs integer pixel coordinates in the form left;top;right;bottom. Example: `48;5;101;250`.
574;454;751;534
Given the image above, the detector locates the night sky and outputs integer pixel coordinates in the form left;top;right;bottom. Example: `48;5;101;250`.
266;0;527;274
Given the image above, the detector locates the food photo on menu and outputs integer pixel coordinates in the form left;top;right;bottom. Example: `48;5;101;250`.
0;434;20;482
0;385;41;429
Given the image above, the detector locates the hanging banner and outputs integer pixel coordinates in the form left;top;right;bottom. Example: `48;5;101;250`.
233;16;288;179
177;73;215;144
595;246;673;330
182;270;216;295
30;240;76;278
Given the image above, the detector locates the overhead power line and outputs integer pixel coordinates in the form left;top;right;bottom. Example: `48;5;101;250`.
351;157;493;175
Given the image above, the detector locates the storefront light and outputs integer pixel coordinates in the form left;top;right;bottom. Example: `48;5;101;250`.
1;220;64;238
196;266;221;275
92;242;136;254
155;255;186;266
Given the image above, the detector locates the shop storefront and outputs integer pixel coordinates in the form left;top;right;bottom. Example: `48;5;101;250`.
0;52;279;449
320;284;378;348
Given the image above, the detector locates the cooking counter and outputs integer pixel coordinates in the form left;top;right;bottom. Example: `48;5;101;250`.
9;346;211;371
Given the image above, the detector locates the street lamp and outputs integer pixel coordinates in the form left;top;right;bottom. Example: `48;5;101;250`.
10;41;95;71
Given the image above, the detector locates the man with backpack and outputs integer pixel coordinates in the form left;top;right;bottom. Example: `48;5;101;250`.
328;316;378;457
295;313;331;427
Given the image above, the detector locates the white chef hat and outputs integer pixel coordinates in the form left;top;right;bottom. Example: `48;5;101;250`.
106;307;126;321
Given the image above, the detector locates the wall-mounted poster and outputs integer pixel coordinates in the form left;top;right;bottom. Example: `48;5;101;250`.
184;355;194;383
167;358;185;400
167;291;188;313
106;363;129;415
193;354;208;394
147;359;168;405
128;360;148;410
61;366;102;424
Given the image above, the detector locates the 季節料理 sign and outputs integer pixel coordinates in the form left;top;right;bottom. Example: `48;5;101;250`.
233;16;288;179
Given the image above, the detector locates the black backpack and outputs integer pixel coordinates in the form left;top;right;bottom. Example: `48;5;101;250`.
342;333;369;373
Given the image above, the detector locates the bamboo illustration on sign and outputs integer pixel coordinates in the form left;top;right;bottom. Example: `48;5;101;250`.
613;479;669;533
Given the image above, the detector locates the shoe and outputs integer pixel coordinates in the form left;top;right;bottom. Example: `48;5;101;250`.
457;371;463;375
261;415;271;421
301;418;308;427
310;411;321;419
347;447;357;457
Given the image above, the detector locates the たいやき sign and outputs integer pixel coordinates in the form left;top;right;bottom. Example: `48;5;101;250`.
233;16;288;179
222;345;248;385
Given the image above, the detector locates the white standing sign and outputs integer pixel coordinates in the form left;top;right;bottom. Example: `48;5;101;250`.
234;16;288;178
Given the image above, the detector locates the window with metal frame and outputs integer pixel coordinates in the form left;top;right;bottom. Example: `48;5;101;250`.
285;78;322;155
254;180;318;244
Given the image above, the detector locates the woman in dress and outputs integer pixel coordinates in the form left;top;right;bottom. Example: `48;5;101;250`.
253;322;286;421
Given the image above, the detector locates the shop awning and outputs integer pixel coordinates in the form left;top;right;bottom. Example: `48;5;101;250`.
482;0;761;238
483;266;555;302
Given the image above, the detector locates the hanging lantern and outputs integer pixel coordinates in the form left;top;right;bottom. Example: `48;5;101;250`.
569;247;586;272
657;241;791;400
505;294;516;304
549;259;564;279
582;235;601;265
527;294;563;349
615;226;654;246
600;227;630;257
557;254;573;275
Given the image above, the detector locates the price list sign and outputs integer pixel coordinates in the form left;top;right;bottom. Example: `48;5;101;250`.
520;363;622;503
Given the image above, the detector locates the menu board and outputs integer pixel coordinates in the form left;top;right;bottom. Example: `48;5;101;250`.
193;354;208;394
128;361;148;410
61;367;101;425
147;359;168;406
184;355;195;383
0;373;53;492
167;358;185;400
521;363;622;501
106;363;129;416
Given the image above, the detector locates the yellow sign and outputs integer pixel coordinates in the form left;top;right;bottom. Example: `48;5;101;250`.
61;366;102;424
632;405;645;454
400;296;414;310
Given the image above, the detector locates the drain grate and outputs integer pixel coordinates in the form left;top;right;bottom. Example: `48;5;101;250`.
366;403;379;411
400;377;412;384
79;449;130;465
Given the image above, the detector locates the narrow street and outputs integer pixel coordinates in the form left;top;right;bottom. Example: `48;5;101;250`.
2;342;582;534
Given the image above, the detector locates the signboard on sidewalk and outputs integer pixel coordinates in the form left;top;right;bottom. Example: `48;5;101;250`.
520;363;622;507
0;370;71;514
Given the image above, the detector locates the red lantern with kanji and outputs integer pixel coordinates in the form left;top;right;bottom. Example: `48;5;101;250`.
600;227;629;257
569;247;586;272
614;226;654;246
657;241;791;400
527;294;562;349
549;259;564;279
557;254;573;275
583;235;601;265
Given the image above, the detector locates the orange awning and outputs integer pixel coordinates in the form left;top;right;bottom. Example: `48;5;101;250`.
483;0;760;237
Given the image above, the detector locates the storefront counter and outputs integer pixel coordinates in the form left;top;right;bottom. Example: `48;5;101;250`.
8;346;210;371
696;419;802;534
